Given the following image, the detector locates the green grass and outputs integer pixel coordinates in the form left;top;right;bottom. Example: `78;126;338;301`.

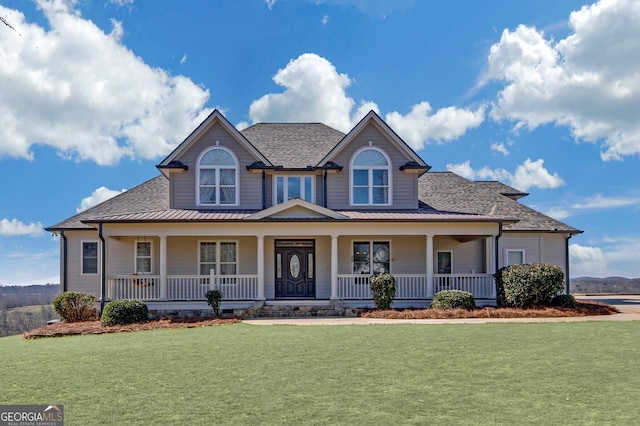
1;322;639;425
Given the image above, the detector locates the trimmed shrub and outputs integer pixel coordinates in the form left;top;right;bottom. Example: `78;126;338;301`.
100;299;148;326
551;294;576;308
431;290;476;310
52;291;97;322
495;263;565;308
370;273;396;310
205;290;223;317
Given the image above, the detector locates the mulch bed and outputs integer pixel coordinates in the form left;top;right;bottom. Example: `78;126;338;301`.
23;317;241;340
23;301;619;339
360;301;619;319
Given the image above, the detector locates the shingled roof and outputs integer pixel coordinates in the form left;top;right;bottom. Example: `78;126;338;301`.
46;176;170;230
418;172;581;233
240;123;345;168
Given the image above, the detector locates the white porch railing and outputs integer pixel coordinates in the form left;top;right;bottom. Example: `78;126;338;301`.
107;275;161;300
338;273;495;299
433;274;496;298
107;274;258;301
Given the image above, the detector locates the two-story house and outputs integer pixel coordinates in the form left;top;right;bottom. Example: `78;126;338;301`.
46;110;582;315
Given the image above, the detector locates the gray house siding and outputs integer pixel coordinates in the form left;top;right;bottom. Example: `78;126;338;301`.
169;124;263;210
326;125;419;210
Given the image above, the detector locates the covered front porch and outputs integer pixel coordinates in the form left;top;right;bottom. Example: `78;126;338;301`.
100;220;502;309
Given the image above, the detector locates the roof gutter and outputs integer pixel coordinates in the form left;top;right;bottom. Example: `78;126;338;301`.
495;221;503;273
98;223;106;314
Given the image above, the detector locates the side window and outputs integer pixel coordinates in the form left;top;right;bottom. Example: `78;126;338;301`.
350;147;391;206
353;241;390;274
506;249;525;266
135;241;152;274
197;146;238;206
82;241;98;274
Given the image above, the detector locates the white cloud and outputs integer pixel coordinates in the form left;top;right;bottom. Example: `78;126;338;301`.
484;0;640;161
571;238;640;278
385;102;485;150
322;15;330;25
180;54;187;65
545;208;570;220
490;142;509;155
248;53;379;132
0;1;212;165
265;0;277;10
248;53;481;147
110;0;134;6
570;243;607;277
571;194;637;209
446;158;564;192
0;218;44;237
77;186;126;213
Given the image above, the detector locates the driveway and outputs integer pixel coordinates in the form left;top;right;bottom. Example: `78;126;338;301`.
575;294;640;314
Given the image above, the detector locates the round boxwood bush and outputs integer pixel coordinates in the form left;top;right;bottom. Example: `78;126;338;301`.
431;290;476;310
495;263;565;308
52;291;97;322
101;299;149;326
370;273;396;310
550;294;576;308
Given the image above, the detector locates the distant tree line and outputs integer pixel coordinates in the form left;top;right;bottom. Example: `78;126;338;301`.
0;284;60;337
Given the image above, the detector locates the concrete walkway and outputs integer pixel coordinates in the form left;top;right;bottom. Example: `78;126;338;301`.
243;295;640;326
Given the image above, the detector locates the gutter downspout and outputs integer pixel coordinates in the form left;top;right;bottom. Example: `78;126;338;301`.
261;170;266;210
98;223;106;314
323;170;328;208
565;234;573;295
60;230;68;293
495;222;503;299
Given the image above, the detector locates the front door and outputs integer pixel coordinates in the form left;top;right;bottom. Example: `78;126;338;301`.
275;240;315;298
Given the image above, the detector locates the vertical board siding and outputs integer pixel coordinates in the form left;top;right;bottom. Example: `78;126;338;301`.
170;124;262;209
326;125;418;210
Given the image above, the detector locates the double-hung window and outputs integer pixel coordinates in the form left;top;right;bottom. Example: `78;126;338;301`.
353;241;390;274
274;175;314;204
82;241;98;274
135;241;152;274
199;241;237;275
351;147;391;205
197;147;238;206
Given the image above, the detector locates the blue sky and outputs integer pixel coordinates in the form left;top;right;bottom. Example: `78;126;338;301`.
1;0;639;285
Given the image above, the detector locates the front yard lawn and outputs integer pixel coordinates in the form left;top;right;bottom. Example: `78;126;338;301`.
2;322;639;425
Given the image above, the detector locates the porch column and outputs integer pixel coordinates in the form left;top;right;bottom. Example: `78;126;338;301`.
330;234;339;299
426;235;434;297
485;237;495;274
159;235;168;299
257;235;265;300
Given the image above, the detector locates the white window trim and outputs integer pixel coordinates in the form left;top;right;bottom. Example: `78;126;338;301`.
272;175;315;205
134;240;154;275
436;250;453;274
506;249;526;266
351;239;392;275
196;146;240;207
81;240;99;275
349;145;393;206
197;240;239;276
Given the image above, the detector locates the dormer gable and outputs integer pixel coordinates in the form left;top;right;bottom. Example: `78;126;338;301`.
158;109;271;177
318;110;430;173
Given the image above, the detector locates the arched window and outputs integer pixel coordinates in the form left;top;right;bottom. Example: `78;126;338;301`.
197;147;238;206
350;147;391;205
